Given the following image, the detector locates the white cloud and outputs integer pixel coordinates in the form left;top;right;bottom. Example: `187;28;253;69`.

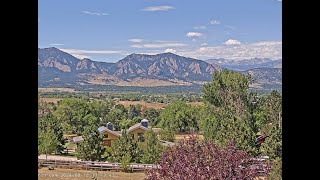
224;39;242;45
60;49;122;54
73;54;91;59
210;20;221;25
131;42;187;49
81;11;109;16
186;32;203;38
225;25;236;30
50;43;64;46
164;48;177;53
131;45;143;48
201;43;208;46
141;6;175;12
193;26;207;30
128;39;144;43
59;48;123;60
178;41;282;60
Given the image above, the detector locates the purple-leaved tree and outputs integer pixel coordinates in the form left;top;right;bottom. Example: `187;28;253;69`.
146;136;262;180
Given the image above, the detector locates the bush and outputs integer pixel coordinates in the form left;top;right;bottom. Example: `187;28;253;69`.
159;129;175;142
146;136;260;180
120;154;132;172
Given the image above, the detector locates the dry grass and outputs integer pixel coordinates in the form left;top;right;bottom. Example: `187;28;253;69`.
115;78;179;87
40;98;63;104
117;100;166;109
174;133;204;142
38;168;145;180
38;88;76;93
117;101;204;110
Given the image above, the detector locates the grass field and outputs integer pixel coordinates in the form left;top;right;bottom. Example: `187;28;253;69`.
38;168;146;180
174;133;204;142
117;100;204;109
39;98;205;110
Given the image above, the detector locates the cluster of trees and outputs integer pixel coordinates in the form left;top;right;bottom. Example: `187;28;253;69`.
106;130;163;165
38;69;281;178
38;96;165;162
147;70;282;179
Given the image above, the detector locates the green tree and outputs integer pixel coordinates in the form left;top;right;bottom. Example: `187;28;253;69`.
143;108;160;127
159;101;199;132
202;108;257;154
109;131;139;163
128;105;141;119
202;70;257;154
38;128;59;160
260;125;282;159
159;129;175;142
76;125;105;161
105;108;127;130
119;119;135;130
138;131;163;164
88;100;114;122
38;113;65;154
253;90;282;134
53;98;89;134
203;69;250;115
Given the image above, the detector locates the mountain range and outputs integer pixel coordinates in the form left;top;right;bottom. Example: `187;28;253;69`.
206;58;282;71
38;47;281;92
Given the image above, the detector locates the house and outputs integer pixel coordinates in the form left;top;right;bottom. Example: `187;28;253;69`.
98;119;161;146
73;119;163;147
98;122;122;146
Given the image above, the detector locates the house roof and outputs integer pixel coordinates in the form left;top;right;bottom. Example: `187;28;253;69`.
127;123;148;133
98;126;121;137
98;126;107;133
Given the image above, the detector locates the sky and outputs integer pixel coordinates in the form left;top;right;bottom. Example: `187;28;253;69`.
38;0;282;62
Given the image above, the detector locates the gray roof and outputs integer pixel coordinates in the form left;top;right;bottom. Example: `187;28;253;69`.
98;126;107;133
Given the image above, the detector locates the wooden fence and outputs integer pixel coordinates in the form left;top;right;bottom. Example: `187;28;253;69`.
38;159;158;172
39;158;269;175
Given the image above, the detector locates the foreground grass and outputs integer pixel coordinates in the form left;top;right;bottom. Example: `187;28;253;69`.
38;168;146;180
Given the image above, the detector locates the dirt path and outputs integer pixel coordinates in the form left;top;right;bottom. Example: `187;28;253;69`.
38;155;78;161
38;168;145;180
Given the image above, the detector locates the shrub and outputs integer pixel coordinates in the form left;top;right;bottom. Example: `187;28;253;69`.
146;136;260;180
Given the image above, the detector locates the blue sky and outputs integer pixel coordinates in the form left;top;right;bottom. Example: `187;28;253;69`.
39;0;282;62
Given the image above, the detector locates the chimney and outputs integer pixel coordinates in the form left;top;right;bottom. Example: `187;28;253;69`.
106;122;113;131
141;119;149;128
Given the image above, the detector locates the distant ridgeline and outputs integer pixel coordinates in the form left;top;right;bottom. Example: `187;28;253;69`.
38;47;282;94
